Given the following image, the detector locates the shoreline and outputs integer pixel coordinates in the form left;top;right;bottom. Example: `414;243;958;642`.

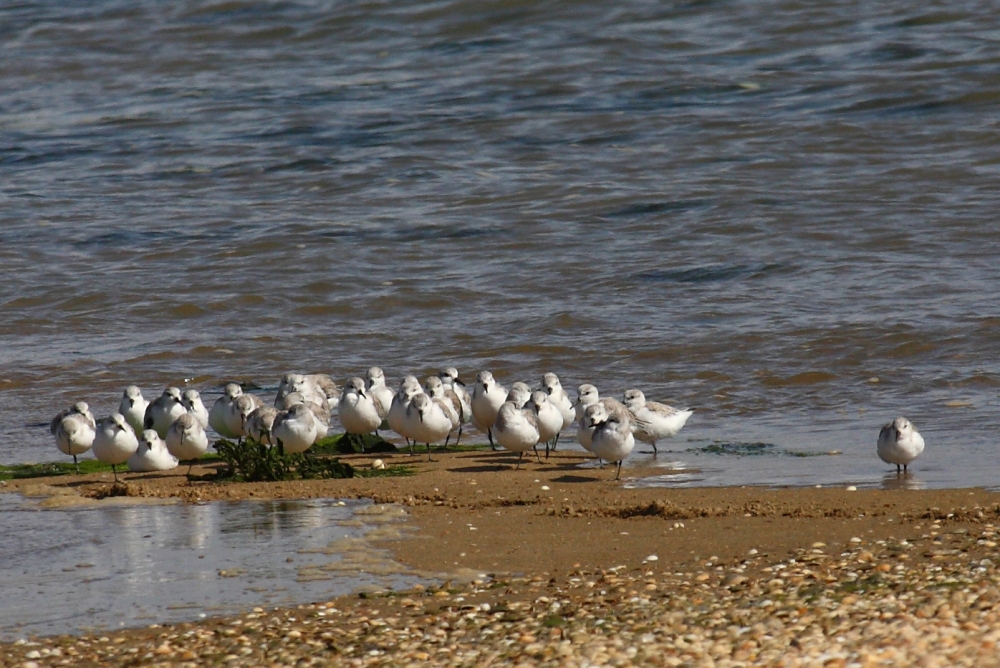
3;450;1000;665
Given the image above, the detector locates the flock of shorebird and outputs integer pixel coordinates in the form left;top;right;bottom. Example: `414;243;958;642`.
49;367;925;481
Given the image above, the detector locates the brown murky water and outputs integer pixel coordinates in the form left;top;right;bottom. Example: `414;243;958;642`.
3;0;1000;488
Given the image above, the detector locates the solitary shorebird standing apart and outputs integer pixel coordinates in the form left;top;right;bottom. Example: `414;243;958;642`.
144;387;186;438
471;370;507;450
877;417;925;474
541;373;574;450
118;386;148;434
181;389;210;430
527;391;563;458
209;383;243;438
128;430;178;472
623;389;694;454
340;377;382;450
93;412;139;482
165;412;209;476
588;403;635;480
388;376;421;448
53;413;95;473
365;367;395;427
405;393;453;461
493;400;541;469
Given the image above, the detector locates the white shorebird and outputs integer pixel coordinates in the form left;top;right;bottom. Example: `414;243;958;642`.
576;384;633;453
340;377;382;447
439;368;473;420
209;383;243;439
505;382;532;409
165;412;209;474
541;373;574;448
283;391;330;439
272;403;320;454
53;413;95;472
425;376;462;446
388;376;422;445
623;389;693;454
144;387;186;438
275;373;337;411
471;370;507;449
181;389;210;430
528;390;563;457
246;405;279;446
118;386;148;434
93;413;139;482
405;393;453;460
588;403;635;480
50;401;95;435
128;430;178;472
225;393;265;441
307;373;341;409
365;367;395;424
877;417;925;473
493;400;541;469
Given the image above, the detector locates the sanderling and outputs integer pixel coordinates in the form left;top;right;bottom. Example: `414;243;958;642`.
275;373;327;410
53;413;95;472
439;368;473;420
245;405;279;446
493;400;541;469
282;391;331;438
93;412;139;482
542;373;575;447
623;389;693;454
209;383;243;438
365;367;395;421
425;376;462;446
144;387;186;438
128;430;178;472
166;412;209;474
588;403;635;480
388;376;422;445
227;393;265;440
405;393;453;460
118;386;148;434
877;417;925;473
181;389;210;430
506;382;533;409
307;373;341;409
527;390;563;457
575;385;632;453
273;403;320;454
471;371;507;448
50;401;95;435
340;377;382;445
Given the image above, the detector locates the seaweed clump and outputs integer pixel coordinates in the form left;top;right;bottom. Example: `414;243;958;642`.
214;439;354;482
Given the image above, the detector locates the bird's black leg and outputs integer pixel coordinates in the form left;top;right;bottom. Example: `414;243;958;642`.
73;454;79;474
515;452;523;471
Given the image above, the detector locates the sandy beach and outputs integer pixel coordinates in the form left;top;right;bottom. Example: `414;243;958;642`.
3;449;1000;666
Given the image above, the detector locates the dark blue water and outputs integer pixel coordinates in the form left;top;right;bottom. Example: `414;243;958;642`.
3;0;1000;488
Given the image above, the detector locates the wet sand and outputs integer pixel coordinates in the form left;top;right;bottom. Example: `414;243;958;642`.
3;449;1000;665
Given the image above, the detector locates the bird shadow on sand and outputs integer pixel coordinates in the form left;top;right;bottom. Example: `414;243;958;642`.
549;474;603;483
